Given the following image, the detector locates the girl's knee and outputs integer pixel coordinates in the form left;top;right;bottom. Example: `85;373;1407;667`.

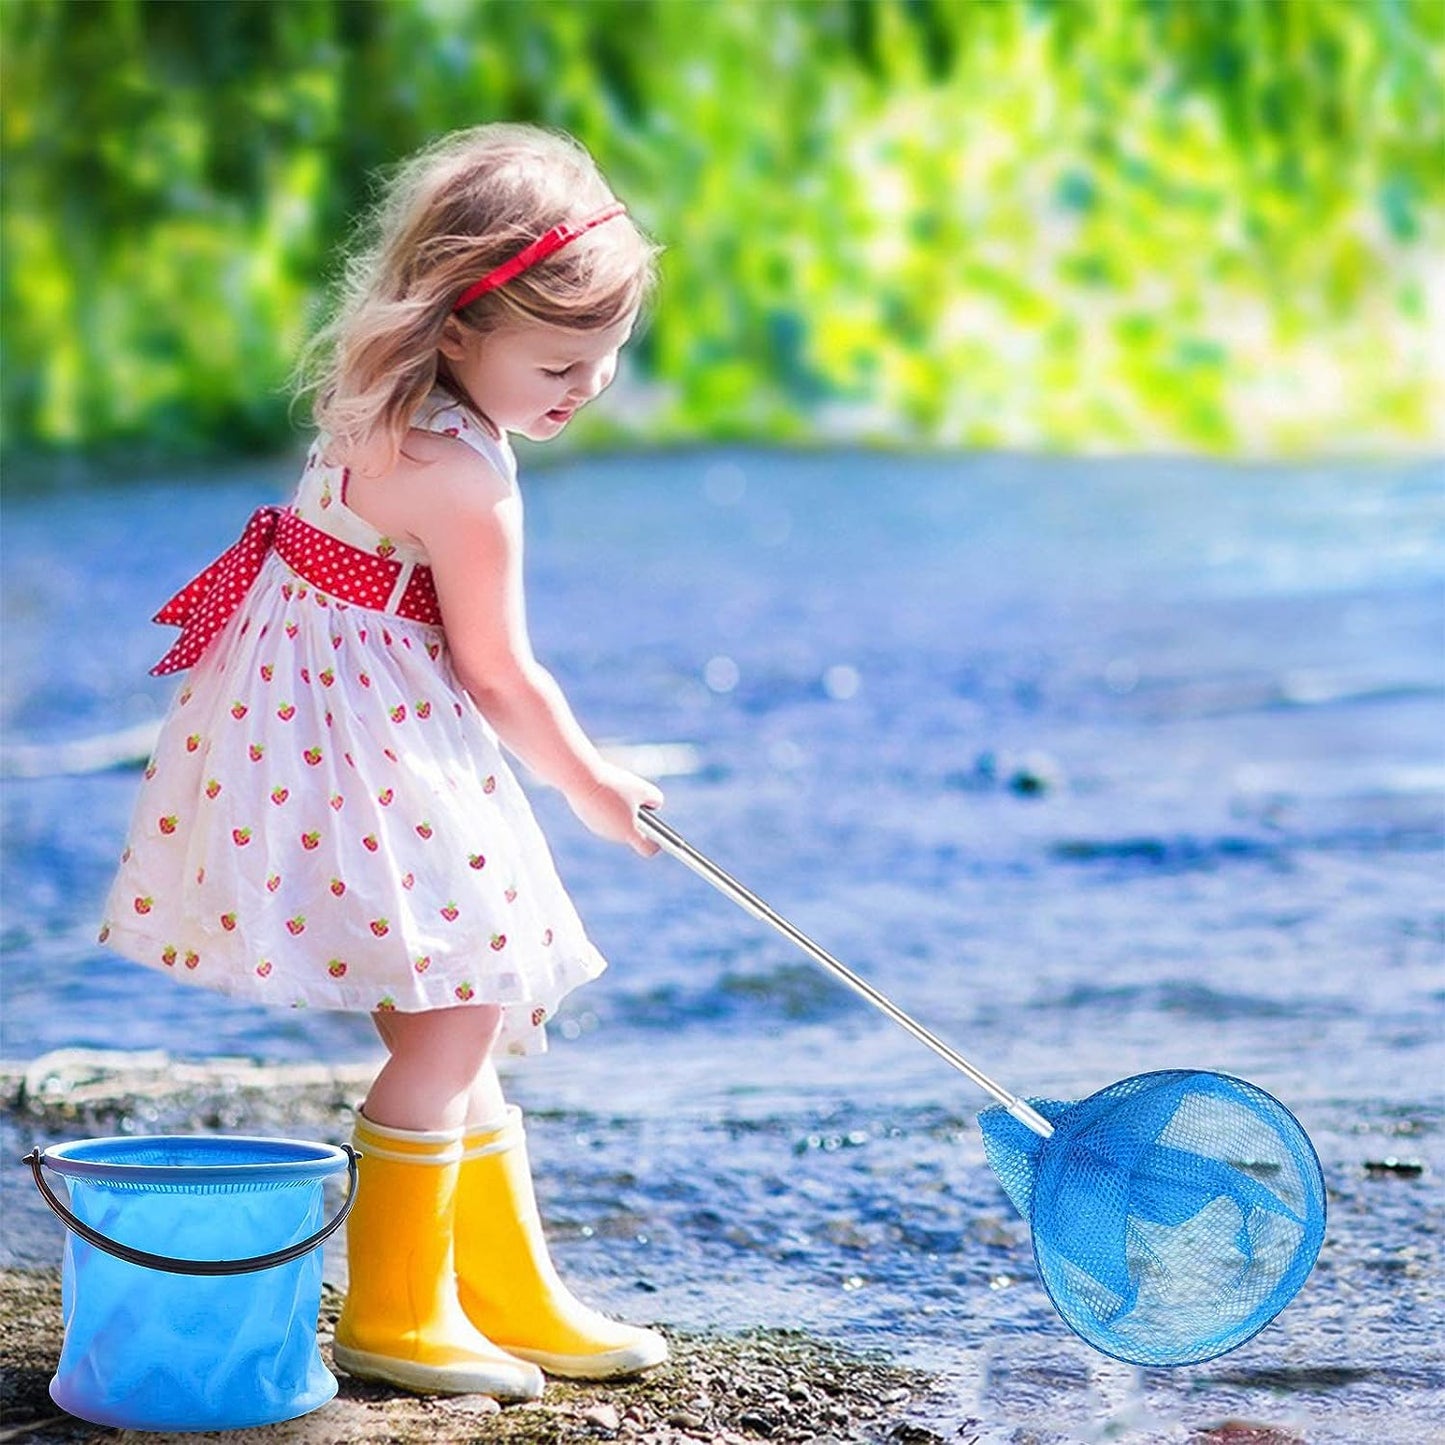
382;1004;503;1089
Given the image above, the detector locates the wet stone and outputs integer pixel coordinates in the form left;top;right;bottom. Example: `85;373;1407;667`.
1363;1158;1425;1178
887;1425;947;1445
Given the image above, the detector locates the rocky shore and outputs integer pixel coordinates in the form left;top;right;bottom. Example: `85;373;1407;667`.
1;1269;940;1445
1;1048;381;1141
1;1050;940;1444
1;1052;1318;1444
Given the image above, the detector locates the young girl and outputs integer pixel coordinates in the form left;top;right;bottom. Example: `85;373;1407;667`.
99;123;668;1401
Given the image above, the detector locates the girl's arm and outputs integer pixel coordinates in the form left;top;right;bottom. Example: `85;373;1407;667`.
392;439;661;855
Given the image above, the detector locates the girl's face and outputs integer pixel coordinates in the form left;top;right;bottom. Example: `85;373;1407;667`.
440;312;635;441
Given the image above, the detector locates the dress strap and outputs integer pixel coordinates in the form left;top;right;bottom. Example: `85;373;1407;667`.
412;390;517;483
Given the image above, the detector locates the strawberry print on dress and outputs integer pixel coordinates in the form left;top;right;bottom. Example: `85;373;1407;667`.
99;391;605;1057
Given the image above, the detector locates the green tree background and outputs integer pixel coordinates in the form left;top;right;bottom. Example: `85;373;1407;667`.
3;0;1442;463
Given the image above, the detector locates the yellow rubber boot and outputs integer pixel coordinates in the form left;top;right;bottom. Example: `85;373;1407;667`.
455;1108;668;1379
332;1114;544;1399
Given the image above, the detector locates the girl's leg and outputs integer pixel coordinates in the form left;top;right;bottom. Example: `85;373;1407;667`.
454;1102;668;1378
464;1058;508;1129
450;1011;665;1378
361;1004;503;1132
372;1009;401;1052
337;1002;543;1399
369;1005;506;1125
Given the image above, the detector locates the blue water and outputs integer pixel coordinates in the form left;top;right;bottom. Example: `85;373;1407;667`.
3;449;1443;1441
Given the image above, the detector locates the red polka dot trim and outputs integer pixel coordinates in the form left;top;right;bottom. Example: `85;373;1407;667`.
398;564;441;622
151;507;441;675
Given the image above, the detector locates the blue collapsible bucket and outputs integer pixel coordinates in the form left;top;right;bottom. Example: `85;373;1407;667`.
26;1135;357;1432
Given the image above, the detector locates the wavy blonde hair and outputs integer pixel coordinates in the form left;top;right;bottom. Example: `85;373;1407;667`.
295;124;659;466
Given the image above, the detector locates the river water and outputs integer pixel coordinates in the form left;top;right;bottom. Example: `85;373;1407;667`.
3;448;1442;1441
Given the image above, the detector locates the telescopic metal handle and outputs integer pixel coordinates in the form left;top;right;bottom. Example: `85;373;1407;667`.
637;809;1054;1139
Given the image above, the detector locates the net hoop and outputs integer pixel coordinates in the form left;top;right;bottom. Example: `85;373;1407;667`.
1023;1069;1327;1367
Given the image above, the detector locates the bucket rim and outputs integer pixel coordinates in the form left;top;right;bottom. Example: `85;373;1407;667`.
39;1134;351;1185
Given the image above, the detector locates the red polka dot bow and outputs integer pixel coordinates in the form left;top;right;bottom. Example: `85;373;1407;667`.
151;506;285;675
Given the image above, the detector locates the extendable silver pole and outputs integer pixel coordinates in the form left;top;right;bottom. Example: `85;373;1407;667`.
637;810;1054;1139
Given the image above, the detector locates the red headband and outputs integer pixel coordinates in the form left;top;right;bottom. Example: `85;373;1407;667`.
452;203;628;313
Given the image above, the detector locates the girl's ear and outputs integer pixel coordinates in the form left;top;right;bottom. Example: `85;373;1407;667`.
438;317;471;362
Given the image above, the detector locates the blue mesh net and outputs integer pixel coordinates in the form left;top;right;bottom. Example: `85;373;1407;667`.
978;1070;1326;1366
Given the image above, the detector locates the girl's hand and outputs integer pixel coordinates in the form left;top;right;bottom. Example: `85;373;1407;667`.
568;766;664;856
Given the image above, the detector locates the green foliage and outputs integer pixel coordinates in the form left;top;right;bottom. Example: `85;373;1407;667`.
3;0;1441;460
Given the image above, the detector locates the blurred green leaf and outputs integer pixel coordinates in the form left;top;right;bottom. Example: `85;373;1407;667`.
2;0;1441;461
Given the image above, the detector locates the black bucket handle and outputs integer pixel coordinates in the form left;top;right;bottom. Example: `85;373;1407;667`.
23;1145;359;1276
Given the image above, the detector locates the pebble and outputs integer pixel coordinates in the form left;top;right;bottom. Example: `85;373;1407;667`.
738;1409;777;1436
584;1401;622;1433
440;1394;501;1414
669;1409;706;1429
888;1426;946;1445
1190;1425;1307;1445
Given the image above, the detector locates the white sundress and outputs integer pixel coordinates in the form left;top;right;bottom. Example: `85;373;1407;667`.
100;392;607;1054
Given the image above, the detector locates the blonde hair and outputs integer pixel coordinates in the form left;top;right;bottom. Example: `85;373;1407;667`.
295;124;659;465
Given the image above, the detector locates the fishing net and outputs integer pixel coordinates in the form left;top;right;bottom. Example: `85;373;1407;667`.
635;812;1326;1366
978;1069;1327;1366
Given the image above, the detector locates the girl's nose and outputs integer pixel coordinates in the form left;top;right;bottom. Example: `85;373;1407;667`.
570;356;616;403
